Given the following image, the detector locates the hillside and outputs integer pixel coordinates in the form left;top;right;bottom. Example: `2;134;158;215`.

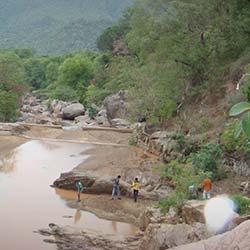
0;0;134;54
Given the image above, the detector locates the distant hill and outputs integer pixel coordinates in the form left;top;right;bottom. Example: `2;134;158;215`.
0;0;134;54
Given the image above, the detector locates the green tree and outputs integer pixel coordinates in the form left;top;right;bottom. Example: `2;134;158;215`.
23;58;48;89
0;90;18;122
57;55;94;102
0;52;26;94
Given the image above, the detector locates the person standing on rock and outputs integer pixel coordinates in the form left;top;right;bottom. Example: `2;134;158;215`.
202;178;212;200
111;175;121;200
131;178;140;202
76;181;84;202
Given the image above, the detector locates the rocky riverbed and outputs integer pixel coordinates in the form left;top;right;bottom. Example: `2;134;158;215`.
1;93;250;250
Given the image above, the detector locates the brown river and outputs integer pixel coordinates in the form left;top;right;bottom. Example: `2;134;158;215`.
0;140;137;250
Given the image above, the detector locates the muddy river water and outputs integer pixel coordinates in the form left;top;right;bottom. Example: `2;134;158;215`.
0;140;137;250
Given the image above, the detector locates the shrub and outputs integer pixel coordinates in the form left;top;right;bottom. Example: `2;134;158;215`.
87;106;98;119
156;160;211;213
128;134;138;146
230;195;250;215
241;74;250;102
192;143;223;174
0;90;17;122
50;85;79;102
158;192;186;214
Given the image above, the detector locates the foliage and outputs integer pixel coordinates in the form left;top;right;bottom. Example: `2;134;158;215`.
191;143;223;179
128;134;138;146
230;195;250;215
50;85;79;102
95;0;250;125
23;57;48;89
87;106;98;119
0;90;18;122
156;160;211;213
158;191;186;214
0;0;134;55
0;52;26;93
220;122;250;154
0;51;27;121
229;101;250;137
241;74;250;102
85;85;110;106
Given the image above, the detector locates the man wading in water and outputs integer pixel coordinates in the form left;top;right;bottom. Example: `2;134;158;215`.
111;175;121;200
76;181;84;202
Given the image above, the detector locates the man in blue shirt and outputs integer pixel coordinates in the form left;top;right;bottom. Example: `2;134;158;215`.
111;175;121;200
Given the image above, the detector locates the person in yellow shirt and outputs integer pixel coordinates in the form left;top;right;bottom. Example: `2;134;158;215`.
131;178;140;202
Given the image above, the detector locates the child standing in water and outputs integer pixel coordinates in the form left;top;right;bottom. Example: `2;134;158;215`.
76;181;84;202
131;178;140;202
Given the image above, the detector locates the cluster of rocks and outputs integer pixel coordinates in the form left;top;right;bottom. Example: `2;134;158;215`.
18;92;132;129
137;198;250;250
132;124;199;163
39;200;250;250
0;122;30;136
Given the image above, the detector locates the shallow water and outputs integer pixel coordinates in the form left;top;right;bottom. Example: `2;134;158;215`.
0;140;137;250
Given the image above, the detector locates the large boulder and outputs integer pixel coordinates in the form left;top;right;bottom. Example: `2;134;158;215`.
169;220;250;250
62;103;85;120
103;90;128;122
139;223;211;250
53;172;165;201
182;200;206;224
50;99;71;118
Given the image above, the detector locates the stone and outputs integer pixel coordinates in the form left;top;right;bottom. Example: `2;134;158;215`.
182;200;206;224
62;103;85;120
53;172;164;201
169;220;250;250
139;222;211;250
103;90;128;121
111;118;131;128
240;181;250;194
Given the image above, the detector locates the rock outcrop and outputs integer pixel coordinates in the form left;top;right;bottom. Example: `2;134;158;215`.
182;200;206;224
103;90;128;122
139;223;212;250
169;220;250;250
38;223;140;250
53;172;169;201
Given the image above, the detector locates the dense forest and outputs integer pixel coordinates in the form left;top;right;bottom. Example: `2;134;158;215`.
2;0;250;126
0;0;134;54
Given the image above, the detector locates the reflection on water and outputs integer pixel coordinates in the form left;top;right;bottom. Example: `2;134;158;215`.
55;188;138;235
74;207;81;224
0;151;17;173
0;140;137;250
